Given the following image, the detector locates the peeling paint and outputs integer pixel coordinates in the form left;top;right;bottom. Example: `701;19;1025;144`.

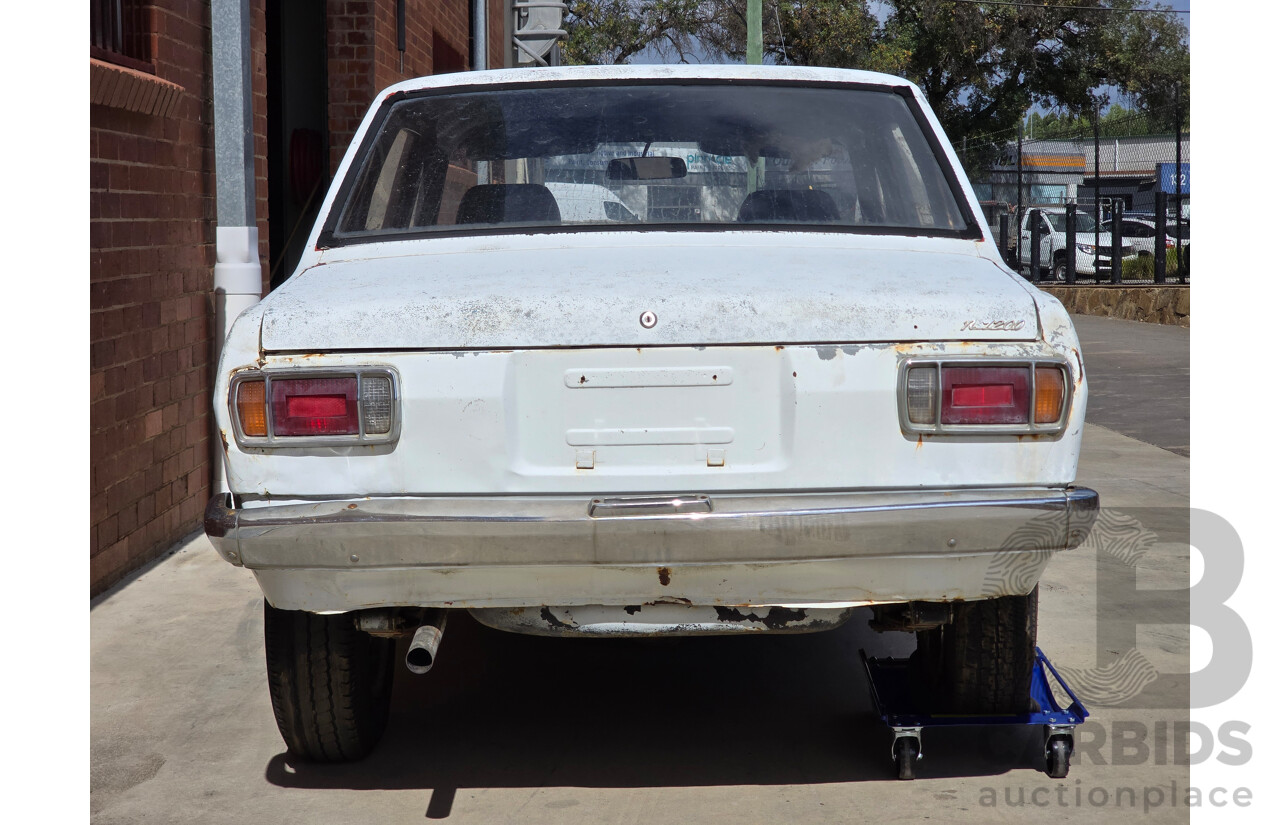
254;242;1042;352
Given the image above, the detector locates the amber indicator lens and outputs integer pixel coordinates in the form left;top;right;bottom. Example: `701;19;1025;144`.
235;380;268;437
271;377;360;436
1034;366;1067;424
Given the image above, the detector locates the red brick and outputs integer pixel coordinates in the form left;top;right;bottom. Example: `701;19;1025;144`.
91;0;495;596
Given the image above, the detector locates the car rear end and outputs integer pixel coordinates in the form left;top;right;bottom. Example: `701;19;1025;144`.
205;65;1097;761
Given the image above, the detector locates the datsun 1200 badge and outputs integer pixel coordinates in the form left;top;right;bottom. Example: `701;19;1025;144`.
205;65;1098;762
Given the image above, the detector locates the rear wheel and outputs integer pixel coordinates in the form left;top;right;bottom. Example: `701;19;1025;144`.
264;602;396;762
913;587;1039;714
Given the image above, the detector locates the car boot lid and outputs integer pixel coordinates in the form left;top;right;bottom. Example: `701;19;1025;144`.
259;234;1040;351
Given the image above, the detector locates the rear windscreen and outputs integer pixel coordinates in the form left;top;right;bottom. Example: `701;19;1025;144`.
327;83;975;242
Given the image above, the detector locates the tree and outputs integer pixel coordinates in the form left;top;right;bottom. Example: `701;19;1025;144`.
561;1;1190;149
837;1;1188;146
562;1;707;65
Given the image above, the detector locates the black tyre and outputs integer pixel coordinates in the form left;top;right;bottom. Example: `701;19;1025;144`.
913;587;1039;715
1051;260;1068;282
1046;736;1071;778
264;602;396;762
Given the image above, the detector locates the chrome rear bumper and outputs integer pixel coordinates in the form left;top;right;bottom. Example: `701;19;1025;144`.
205;487;1097;611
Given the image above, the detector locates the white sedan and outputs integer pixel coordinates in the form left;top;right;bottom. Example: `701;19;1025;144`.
206;65;1098;762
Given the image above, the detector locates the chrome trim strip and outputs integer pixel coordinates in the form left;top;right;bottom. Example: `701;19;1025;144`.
588;494;713;517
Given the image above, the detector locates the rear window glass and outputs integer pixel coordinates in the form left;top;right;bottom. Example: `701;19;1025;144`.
328;83;974;242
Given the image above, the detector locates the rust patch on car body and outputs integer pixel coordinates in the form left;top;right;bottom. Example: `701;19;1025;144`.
539;607;575;630
713;605;808;630
657;566;672;586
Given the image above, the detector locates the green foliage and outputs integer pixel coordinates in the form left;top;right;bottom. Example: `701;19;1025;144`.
562;1;706;65
873;1;1189;146
1120;248;1185;281
1121;254;1154;280
561;1;1190;153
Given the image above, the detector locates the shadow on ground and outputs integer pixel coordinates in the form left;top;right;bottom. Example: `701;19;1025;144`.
264;610;1051;812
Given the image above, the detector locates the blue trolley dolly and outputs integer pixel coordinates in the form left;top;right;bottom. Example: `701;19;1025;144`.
860;646;1089;780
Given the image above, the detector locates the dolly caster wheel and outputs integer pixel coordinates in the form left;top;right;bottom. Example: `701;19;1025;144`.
1046;736;1072;778
894;736;921;780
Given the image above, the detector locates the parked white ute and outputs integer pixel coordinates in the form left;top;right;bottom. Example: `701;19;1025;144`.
206;65;1098;762
1018;207;1135;280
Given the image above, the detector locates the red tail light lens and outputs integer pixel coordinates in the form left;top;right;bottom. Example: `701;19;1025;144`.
941;366;1029;425
270;378;359;436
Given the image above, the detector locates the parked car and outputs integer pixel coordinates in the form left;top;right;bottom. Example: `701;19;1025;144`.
545;182;640;223
205;65;1098;762
1119;216;1190;261
1019;207;1135;280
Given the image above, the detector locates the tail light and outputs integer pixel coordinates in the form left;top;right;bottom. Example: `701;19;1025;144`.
900;361;1070;434
229;369;399;447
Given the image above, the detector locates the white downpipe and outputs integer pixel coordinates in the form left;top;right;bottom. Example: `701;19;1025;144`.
211;241;261;496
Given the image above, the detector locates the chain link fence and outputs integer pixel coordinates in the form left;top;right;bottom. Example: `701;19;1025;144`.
958;107;1189;286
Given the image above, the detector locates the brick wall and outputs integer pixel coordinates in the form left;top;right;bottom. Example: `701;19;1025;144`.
90;0;269;595
326;1;376;176
91;0;504;596
327;0;501;174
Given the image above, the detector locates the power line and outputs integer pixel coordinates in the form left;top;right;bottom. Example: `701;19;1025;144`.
944;1;1189;13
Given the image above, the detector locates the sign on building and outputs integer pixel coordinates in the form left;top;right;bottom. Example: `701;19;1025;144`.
1156;162;1190;195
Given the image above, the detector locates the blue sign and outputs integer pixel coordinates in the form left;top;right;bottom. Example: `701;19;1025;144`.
1157;162;1190;195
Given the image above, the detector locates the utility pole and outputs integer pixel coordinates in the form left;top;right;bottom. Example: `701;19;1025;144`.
1174;81;1184;280
746;0;763;193
1015;119;1023;246
1093;100;1101;260
747;0;762;64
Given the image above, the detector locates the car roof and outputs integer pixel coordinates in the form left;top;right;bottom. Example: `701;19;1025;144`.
375;64;920;99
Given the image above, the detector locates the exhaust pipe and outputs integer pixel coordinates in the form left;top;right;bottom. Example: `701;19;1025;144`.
405;609;448;674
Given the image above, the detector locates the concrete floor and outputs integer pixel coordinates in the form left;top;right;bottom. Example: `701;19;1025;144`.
1071;314;1190;457
91;317;1191;824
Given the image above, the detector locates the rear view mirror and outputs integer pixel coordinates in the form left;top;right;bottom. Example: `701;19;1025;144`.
606;156;687;181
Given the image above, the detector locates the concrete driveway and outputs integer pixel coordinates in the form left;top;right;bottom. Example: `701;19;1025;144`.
91;316;1191;823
